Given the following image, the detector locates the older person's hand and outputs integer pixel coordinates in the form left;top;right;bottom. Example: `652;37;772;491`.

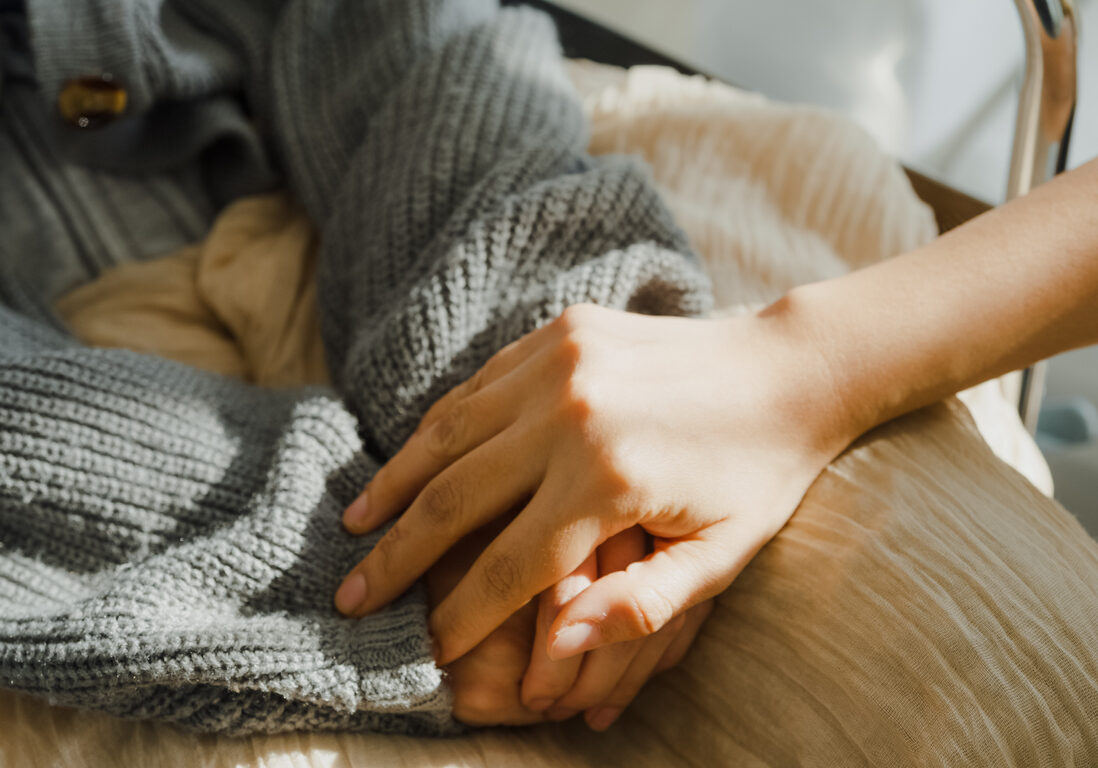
427;519;712;730
334;302;847;667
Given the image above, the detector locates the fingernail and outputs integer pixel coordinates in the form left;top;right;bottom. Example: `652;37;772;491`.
334;573;367;614
527;697;555;713
343;492;370;531
550;622;599;659
586;706;621;731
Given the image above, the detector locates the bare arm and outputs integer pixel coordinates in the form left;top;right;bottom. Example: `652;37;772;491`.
335;155;1098;697
776;155;1098;446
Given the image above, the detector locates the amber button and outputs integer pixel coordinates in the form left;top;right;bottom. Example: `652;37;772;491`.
58;75;127;129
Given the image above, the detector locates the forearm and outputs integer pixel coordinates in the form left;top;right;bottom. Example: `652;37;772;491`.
763;157;1098;451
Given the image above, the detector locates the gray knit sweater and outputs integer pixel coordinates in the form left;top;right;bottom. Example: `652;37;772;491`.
0;0;712;735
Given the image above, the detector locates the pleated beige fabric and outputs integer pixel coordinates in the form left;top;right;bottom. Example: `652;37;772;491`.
6;61;1095;766
4;401;1095;767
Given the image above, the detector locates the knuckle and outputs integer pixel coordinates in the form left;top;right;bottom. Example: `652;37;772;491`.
556;303;597;333
551;378;636;501
383;520;404;546
590;444;634;499
552;332;586;380
371;525;400;572
427;403;467;459
627;585;677;637
418;476;462;529
415;401;445;436
558;373;595;426
552;319;603;378
481;552;521;602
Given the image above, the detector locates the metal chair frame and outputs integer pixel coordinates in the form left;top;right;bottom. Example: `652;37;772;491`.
1010;0;1078;433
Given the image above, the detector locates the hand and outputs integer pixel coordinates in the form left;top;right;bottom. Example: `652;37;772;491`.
519;526;714;730
428;522;713;729
424;524;544;726
335;303;848;665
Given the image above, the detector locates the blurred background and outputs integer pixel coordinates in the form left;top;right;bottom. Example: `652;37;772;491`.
551;0;1098;533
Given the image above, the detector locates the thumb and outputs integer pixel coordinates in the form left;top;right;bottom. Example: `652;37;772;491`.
546;536;730;660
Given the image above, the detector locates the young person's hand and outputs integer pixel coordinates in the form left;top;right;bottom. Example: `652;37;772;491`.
335;302;843;667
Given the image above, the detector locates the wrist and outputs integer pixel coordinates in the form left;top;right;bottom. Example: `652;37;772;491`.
744;286;879;462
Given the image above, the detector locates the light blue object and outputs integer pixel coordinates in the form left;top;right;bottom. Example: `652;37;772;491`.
1037;398;1098;447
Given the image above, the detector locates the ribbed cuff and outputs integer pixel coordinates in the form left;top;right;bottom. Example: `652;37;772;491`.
0;308;455;735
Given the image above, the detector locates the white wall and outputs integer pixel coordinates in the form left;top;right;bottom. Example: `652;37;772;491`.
552;0;1097;202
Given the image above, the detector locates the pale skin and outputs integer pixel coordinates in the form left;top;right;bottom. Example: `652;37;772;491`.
335;156;1098;730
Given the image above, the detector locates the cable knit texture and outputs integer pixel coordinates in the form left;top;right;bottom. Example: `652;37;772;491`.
0;0;712;735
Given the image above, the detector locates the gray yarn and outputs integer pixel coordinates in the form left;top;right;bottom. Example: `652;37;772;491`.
0;0;713;736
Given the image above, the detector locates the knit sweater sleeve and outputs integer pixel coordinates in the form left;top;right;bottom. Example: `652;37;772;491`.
263;0;714;454
2;0;714;736
0;307;454;735
1;1;462;733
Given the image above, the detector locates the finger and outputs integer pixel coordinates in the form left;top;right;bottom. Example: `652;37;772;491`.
429;487;616;666
424;524;502;607
448;600;546;726
521;527;645;712
413;318;564;437
412;301;605;445
413;338;524;439
549;532;733;659
540;527;648;720
520;553;597;712
342;378;519;534
335;428;545;617
415;303;602;440
655;598;715;673
581;613;685;731
546;636;644;722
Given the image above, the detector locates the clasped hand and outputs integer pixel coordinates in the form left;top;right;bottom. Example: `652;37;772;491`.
335;302;844;729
